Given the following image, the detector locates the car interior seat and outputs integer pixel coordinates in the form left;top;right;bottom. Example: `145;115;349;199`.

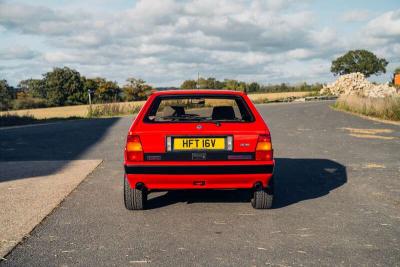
211;106;236;120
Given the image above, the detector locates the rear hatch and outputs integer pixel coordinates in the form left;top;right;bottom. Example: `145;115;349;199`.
131;93;269;162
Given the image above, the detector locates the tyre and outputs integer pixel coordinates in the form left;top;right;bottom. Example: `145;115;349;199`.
124;178;147;210
251;186;273;209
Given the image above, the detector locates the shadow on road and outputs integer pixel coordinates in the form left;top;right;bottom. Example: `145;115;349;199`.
272;158;347;208
0;118;121;182
145;158;347;209
147;189;252;209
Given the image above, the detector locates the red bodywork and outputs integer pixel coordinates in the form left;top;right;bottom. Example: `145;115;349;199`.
124;90;274;190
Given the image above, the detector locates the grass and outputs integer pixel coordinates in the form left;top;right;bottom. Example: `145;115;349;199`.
248;91;311;103
0;101;145;119
88;102;143;118
333;95;400;121
0;102;144;127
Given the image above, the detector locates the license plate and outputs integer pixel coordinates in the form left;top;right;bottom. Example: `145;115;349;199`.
173;137;226;151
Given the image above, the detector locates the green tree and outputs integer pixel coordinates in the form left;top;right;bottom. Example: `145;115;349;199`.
180;80;197;89
206;77;216;89
123;78;152;101
82;77;102;103
248;82;260;93
238;81;247;92
214;80;225;89
197;78;208;89
0;80;13;111
95;78;121;102
331;50;388;77
82;77;98;92
279;83;289;92
18;79;45;98
224;79;240;90
43;67;84;106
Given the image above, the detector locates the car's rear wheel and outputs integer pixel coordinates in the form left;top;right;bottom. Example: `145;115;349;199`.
251;188;273;209
124;178;147;210
251;178;274;209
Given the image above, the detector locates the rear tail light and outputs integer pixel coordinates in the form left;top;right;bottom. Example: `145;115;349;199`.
126;135;143;161
255;134;273;161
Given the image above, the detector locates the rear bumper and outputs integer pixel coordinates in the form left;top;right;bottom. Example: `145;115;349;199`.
125;164;273;175
124;164;274;190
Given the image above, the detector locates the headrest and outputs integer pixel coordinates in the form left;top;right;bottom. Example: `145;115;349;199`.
211;106;235;120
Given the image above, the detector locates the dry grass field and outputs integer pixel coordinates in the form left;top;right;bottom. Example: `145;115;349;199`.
0;91;309;120
1;101;145;119
247;91;310;102
333;95;400;121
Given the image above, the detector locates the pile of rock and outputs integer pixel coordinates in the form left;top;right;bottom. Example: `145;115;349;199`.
320;72;398;98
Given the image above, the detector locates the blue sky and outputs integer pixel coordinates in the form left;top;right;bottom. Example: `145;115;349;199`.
0;0;399;87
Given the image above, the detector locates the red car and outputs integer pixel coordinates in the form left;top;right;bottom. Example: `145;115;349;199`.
124;90;274;210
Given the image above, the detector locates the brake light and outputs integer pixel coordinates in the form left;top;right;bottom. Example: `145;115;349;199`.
255;134;273;161
126;135;143;161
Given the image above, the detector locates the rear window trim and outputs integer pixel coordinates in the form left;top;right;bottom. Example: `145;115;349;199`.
143;94;255;124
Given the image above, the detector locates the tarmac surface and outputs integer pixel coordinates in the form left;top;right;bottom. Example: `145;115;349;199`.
1;101;399;266
0;160;102;257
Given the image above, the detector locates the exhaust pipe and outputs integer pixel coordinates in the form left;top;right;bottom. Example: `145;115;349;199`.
254;182;263;190
135;182;145;190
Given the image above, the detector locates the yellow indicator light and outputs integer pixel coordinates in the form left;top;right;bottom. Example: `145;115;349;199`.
127;142;142;151
256;142;272;151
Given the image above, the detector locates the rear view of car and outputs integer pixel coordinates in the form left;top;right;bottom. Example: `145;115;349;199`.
123;90;274;210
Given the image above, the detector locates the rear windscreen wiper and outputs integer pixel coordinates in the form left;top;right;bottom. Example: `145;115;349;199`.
195;118;221;126
206;118;245;126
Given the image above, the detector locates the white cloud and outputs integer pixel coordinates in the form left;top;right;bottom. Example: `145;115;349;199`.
286;49;315;60
0;46;39;60
0;1;398;86
357;9;400;65
364;9;400;41
341;10;371;22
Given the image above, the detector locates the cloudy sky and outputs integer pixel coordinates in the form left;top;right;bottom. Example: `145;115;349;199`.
0;0;399;87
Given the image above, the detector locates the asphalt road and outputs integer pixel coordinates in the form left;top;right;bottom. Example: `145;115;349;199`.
1;101;399;266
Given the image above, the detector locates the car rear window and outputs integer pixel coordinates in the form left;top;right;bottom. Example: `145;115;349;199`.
144;95;254;123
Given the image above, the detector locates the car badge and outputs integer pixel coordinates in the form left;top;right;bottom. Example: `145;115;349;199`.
196;124;202;130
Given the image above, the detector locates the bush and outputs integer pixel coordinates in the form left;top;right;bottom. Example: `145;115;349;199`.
333;95;400;121
87;103;142;118
12;97;49;110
